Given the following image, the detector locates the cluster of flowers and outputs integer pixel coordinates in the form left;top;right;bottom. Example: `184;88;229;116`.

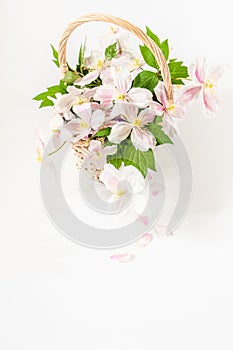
34;26;222;202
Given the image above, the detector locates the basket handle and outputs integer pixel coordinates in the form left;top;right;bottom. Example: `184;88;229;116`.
58;13;173;102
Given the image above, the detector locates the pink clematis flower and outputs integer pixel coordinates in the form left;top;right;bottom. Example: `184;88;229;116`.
66;103;105;141
99;163;145;203
54;86;97;115
82;140;117;172
108;103;156;151
182;58;223;117
150;82;184;137
94;67;153;109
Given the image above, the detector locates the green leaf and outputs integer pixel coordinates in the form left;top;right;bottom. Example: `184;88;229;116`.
33;82;67;108
139;45;158;69
146;27;161;47
107;140;156;177
62;71;81;84
168;61;189;83
94;128;111;137
50;44;59;67
160;39;169;60
105;42;117;60
148;118;173;145
133;70;159;92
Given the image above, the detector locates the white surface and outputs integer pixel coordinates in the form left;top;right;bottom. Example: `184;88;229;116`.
1;0;233;349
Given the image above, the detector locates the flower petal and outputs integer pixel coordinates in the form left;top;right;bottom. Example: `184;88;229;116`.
149;101;165;115
154;82;168;106
194;58;205;83
131;127;155;151
136;233;153;247
114;67;132;93
108;122;132;144
88;140;102;153
182;85;202;104
119;165;145;193
99;163;120;192
54;94;76;113
76;70;99;86
102;145;117;156
202;89;219;118
91;109;105;130
110;253;135;263
94;86;115;108
73;103;92;123
128;88;153;108
138;108;156;125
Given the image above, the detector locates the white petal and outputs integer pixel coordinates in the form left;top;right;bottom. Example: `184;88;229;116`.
91;109;105;130
114;67;132;93
54;94;76;113
99;164;119;193
138;108;156;125
102;145;117;156
119;165;145;193
128;88;153;108
75;70;99;86
131;128;155;151
108;122;132;144
136;233;153;247
88;140;102;153
73;103;92;123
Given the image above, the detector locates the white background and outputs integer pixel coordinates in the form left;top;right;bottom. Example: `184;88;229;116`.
1;0;233;349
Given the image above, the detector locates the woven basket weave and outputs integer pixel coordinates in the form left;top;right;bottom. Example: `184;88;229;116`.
58;13;173;173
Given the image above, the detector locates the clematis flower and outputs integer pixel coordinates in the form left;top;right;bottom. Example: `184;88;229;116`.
99;163;145;203
94;67;153;109
54;86;97;115
108;103;156;151
150;82;184;137
82;140;117;171
182;58;223;118
100;26;129;51
66;103;105;141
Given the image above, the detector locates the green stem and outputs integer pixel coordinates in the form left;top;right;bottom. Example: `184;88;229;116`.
48;141;67;156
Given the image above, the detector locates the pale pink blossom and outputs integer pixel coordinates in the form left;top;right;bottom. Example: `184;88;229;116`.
66;103;105;141
99;163;145;203
108;103;156;151
82;140;117;171
182;58;223;118
150;82;184;136
94;67;153;109
54;86;97;114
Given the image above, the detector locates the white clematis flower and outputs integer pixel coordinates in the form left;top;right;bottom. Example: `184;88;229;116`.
94;67;153;109
108;103;156;151
99;163;145;203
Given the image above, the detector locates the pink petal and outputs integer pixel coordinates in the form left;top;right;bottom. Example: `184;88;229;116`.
136;233;153;247
72;103;92;123
150;101;165;115
110;253;135;263
76;70;99;86
202;89;219;117
154;82;168;106
114;68;132;93
155;224;173;236
138;108;156;125
182;86;202;104
94;86;115;108
99;164;119;192
88;140;102;153
137;215;149;225
131;127;155;151
117;103;138;123
195;58;205;83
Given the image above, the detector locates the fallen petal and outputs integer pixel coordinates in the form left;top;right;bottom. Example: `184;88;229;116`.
136;233;153;247
154;224;174;237
110;253;135;263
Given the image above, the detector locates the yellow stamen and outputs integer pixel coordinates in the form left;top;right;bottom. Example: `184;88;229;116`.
133;57;141;67
117;94;125;101
80;121;88;128
204;80;214;89
116;189;126;197
133;118;142;127
167;103;175;111
36;148;42;162
96;59;103;69
74;96;88;105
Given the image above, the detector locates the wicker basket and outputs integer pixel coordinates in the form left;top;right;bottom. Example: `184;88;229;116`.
58;13;173;175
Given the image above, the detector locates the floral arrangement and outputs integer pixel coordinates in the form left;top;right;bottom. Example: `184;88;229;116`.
34;23;222;201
